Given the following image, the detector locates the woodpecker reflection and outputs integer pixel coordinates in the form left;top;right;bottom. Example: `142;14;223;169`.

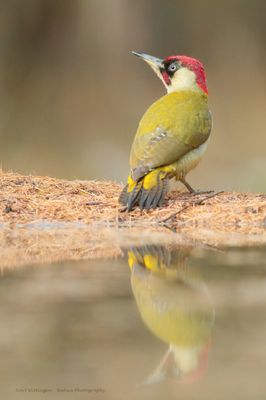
127;245;214;384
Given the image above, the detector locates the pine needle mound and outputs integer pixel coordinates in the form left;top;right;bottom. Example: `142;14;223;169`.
0;171;119;225
0;171;265;269
1;171;265;230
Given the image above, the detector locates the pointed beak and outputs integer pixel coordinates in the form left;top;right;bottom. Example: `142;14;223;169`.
132;51;164;71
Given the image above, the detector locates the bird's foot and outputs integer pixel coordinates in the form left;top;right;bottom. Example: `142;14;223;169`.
179;178;214;195
190;189;215;196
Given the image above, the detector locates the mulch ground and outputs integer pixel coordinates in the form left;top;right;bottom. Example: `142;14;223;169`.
0;171;265;269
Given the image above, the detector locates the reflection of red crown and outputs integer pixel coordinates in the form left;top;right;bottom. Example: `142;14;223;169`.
178;341;211;384
141;341;211;386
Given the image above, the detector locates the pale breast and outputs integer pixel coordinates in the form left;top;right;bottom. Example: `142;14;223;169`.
173;137;210;178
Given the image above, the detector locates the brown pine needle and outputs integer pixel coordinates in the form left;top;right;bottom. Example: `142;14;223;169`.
160;191;224;225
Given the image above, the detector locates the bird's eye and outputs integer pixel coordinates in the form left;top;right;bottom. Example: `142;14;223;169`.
168;63;177;72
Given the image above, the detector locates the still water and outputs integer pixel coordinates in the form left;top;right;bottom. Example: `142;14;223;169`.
1;244;266;400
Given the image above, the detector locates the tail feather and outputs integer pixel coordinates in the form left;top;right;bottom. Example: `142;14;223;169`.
118;184;129;206
158;178;168;207
119;171;168;211
150;178;165;209
128;181;142;211
140;185;157;209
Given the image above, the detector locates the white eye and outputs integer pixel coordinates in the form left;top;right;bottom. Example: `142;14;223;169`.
168;63;177;72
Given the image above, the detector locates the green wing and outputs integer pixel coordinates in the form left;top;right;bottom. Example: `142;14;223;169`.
130;91;212;181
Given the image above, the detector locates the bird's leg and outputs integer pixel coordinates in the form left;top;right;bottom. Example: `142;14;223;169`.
180;178;214;195
180;178;196;193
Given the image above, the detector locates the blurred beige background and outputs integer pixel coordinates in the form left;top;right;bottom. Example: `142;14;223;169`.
0;0;265;191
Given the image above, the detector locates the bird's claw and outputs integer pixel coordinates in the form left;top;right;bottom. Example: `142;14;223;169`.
191;190;215;196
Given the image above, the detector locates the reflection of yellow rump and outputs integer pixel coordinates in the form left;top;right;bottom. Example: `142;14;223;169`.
128;246;214;384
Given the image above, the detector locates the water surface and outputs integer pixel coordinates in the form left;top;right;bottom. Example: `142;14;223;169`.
1;245;266;400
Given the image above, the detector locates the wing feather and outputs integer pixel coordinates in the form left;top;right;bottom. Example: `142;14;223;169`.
129;92;212;181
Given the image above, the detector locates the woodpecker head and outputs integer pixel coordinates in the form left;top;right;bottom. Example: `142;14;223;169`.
132;51;208;95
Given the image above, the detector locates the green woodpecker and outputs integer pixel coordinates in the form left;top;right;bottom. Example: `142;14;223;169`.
119;52;212;211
